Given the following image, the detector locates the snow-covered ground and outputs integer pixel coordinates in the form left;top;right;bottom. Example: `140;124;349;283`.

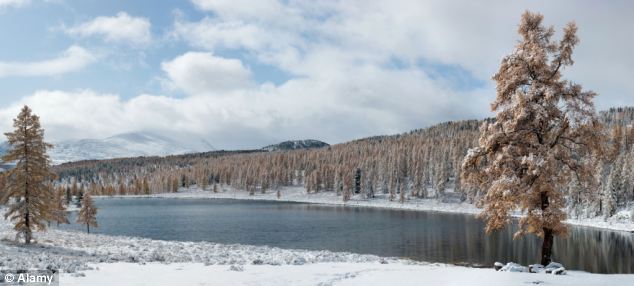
0;212;399;273
62;262;634;286
131;186;634;233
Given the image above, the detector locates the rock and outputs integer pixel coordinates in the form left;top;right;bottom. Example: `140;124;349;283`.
529;264;544;273
252;259;264;265
494;262;504;271
551;267;566;275
229;265;244;272
500;262;528;272
544;262;564;274
292;257;306;265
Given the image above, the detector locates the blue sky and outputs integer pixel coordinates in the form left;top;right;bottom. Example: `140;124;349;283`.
0;0;632;149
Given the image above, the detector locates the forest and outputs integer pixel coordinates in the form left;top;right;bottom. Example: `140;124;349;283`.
50;107;634;220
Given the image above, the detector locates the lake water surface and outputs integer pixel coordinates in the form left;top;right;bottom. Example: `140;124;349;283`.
58;198;633;273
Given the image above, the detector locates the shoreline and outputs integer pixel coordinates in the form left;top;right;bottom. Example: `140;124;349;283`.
94;186;634;233
1;201;633;285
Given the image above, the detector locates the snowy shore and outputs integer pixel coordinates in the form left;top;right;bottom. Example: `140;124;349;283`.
0;213;402;273
1;207;633;285
123;186;634;233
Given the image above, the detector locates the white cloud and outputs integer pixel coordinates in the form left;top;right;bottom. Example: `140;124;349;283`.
2;1;632;150
63;12;151;46
0;57;490;148
176;0;634;110
161;52;253;95
0;45;96;77
0;0;29;9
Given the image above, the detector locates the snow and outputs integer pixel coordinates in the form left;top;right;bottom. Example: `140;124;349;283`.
44;131;214;164
0;210;404;274
128;186;634;233
60;262;634;286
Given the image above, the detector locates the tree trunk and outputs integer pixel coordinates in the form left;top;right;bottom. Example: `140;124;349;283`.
541;227;553;265
540;192;553;266
25;198;31;244
87;224;90;234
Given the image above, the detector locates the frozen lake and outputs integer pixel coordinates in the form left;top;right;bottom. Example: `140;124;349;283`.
58;198;633;273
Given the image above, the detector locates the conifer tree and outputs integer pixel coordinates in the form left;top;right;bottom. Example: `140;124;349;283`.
461;12;603;266
77;192;98;233
0;106;54;244
65;186;72;205
75;188;84;208
50;188;69;226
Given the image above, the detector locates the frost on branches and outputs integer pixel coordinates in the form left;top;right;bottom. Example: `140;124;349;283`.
461;11;604;266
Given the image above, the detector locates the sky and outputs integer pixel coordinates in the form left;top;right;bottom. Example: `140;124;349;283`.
0;0;632;149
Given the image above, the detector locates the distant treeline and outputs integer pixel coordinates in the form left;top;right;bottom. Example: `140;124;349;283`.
52;107;634;219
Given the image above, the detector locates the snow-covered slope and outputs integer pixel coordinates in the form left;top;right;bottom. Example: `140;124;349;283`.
39;132;214;164
262;139;329;151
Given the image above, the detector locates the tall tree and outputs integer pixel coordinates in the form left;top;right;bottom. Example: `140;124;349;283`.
77;192;98;233
461;12;603;266
0;106;55;244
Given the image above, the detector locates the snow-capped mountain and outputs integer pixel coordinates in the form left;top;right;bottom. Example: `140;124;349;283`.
0;132;215;164
49;132;215;164
262;139;329;152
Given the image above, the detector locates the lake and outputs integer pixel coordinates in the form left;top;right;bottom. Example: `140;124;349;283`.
57;198;633;273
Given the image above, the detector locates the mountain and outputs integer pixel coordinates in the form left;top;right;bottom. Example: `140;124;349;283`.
0;132;215;164
49;132;215;164
262;139;329;152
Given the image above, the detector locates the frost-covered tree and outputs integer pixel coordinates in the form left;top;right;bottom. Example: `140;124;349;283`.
1;106;55;244
603;158;623;218
77;192;98;233
461;12;603;266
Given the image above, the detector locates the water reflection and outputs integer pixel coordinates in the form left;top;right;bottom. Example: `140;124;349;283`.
58;198;633;273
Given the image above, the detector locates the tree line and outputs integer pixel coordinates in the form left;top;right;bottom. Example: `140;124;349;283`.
51;107;634;219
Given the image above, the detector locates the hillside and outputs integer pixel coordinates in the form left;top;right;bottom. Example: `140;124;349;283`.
51;107;634;222
262;140;329;151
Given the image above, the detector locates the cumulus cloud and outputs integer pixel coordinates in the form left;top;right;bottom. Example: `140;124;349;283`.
63;12;151;46
0;59;490;148
0;0;29;9
2;1;632;149
176;0;634;108
161;52;253;95
0;45;96;77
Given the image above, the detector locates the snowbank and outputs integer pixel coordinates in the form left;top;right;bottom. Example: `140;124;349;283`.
118;186;634;233
61;262;634;286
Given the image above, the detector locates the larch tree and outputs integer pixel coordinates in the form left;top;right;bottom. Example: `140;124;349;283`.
461;11;603;266
0;105;55;244
77;192;98;233
50;187;69;226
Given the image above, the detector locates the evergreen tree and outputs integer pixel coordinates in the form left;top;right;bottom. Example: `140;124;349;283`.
0;106;55;244
75;188;84;208
77;192;98;233
461;12;603;266
65;186;72;205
